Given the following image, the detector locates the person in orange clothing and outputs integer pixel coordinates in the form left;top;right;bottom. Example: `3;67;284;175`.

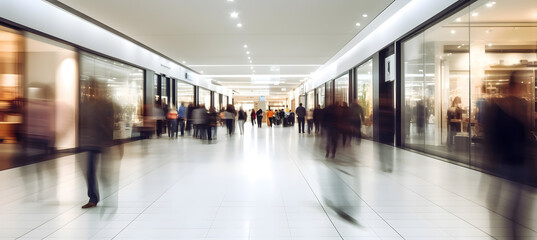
266;108;275;127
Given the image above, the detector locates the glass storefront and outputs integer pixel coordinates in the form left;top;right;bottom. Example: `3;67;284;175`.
402;0;537;168
176;80;194;107
325;81;333;106
0;26;23;145
334;74;349;105
80;52;144;140
317;84;325;108
307;91;314;111
199;88;211;110
356;59;374;138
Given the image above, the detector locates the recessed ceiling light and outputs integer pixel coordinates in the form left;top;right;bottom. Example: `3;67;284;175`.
247;57;251;59
249;60;252;63
250;66;253;69
472;12;479;17
486;3;493;7
362;14;368;17
237;23;243;27
230;12;239;18
492;1;496;4
243;44;248;48
182;61;186;64
355;22;361;26
488;43;493;47
451;30;456;34
456;17;461;22
227;0;234;2
281;88;286;91
246;51;250;54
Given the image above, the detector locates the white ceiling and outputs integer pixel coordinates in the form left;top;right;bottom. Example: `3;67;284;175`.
56;0;394;99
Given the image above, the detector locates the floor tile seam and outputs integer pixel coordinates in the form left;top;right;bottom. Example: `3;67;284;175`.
314;155;404;240
376;155;537;235
287;142;346;240
14;203;94;240
204;179;238;239
109;165;197;240
359;165;502;239
338;139;537;234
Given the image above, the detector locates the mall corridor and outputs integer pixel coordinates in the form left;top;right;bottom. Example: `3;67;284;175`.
0;125;535;240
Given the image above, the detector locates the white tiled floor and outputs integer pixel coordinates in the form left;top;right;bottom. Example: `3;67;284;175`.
1;124;536;239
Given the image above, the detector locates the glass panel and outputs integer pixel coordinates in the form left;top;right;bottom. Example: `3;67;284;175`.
176;81;194;106
80;52;144;140
0;26;23;145
198;88;211;110
469;0;537;172
356;59;374;139
402;6;470;164
307;91;314;110
317;85;325;108
325;81;333;106
334;74;349;106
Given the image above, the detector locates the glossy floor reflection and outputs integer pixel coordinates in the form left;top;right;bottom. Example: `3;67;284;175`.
0;124;536;240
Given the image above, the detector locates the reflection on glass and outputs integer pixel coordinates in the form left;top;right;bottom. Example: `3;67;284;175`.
80;52;143;140
317;85;325;108
176;81;194;106
199;88;211;110
356;59;374;138
325;81;333;106
0;26;23;145
307;91;314;110
334;74;349;105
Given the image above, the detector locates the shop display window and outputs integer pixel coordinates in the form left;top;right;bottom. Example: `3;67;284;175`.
402;0;537;168
356;59;374;139
317;85;325;108
199;88;211;110
80;52;143;140
334;74;349;106
176;80;194;108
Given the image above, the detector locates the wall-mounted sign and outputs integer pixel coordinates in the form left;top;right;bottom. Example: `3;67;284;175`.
385;54;396;82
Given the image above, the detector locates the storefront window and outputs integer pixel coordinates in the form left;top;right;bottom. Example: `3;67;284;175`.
307;91;314;111
402;0;537;167
80;52;144;140
176;80;194;108
334;74;349;105
317;85;325;108
356;59;374;138
0;26;23;146
198;88;211;110
325;81;333;106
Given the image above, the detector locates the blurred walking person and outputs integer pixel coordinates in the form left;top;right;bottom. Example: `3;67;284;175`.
250;109;256;126
306;108;314;134
177;102;186;136
79;79;122;209
296;103;306;133
166;105;178;138
483;71;532;239
237;107;246;135
267;108;274;127
349;99;364;144
224;105;235;136
322;103;339;158
256;109;263;128
313;105;323;134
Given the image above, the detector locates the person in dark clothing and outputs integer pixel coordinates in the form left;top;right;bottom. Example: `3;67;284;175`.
185;103;195;136
296;103;306;133
256;109;263;128
349;100;364;143
322;103;339;158
177;102;186;136
250;109;256;126
415;100;426;136
313;105;323;134
237;107;247;135
482;71;532;240
207;107;218;141
447;96;462;147
339;102;350;146
79;79;122;209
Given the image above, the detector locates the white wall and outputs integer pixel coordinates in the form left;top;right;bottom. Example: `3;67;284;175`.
0;0;231;96
307;0;460;92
